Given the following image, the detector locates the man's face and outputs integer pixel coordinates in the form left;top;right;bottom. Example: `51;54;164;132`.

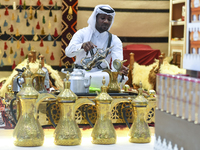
95;14;112;33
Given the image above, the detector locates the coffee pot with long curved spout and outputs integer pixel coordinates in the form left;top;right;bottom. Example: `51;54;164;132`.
102;69;120;93
91;77;116;144
49;71;94;145
31;58;48;93
81;46;113;70
123;82;151;143
102;59;127;93
86;77;130;144
12;64;44;147
12;67;26;94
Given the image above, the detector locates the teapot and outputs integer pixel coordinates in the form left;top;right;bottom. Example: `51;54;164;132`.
69;69;91;93
48;71;94;145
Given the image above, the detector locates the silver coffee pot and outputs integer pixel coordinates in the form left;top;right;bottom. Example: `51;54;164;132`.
12;68;26;94
68;69;91;93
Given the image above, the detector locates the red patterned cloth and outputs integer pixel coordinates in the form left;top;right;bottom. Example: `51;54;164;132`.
123;44;161;66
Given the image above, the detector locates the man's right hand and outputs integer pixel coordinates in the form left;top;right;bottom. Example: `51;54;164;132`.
81;41;96;53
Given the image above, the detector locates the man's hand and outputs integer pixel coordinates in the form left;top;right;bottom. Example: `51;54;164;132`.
81;41;96;53
119;65;129;76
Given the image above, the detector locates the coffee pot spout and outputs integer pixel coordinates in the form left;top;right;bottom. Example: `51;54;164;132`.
84;76;91;88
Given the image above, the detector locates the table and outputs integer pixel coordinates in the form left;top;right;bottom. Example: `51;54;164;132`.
1;92;156;128
0;128;155;150
123;44;161;66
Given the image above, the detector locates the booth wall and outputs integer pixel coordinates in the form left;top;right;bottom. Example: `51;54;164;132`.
77;0;169;56
0;0;169;79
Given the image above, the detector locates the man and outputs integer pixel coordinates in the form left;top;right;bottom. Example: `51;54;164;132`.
65;4;128;75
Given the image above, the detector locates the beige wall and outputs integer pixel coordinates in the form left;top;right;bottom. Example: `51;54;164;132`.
77;0;169;55
0;0;169;67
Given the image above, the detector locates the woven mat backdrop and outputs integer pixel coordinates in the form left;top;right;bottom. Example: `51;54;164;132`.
0;0;77;70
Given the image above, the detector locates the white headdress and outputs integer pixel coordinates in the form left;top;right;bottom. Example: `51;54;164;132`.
87;4;115;32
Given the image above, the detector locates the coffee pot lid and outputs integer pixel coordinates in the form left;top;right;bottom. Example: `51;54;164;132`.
147;90;156;102
131;82;148;106
70;69;84;77
113;59;127;72
17;61;39;98
22;59;33;78
57;71;78;103
94;77;113;103
35;58;45;75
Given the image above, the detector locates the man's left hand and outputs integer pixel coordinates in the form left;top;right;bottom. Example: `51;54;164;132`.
119;65;129;76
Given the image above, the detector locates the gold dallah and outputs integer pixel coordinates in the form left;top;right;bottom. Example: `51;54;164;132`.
128;82;151;143
50;71;94;146
13;60;44;147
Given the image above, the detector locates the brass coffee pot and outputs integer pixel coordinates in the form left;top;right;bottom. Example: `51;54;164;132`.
13;64;44;147
88;76;116;144
103;69;120;93
10;60;33;124
49;71;94;146
124;82;151;143
3;85;16;126
85;77;130;144
32;58;48;93
5;85;15;103
102;59;127;93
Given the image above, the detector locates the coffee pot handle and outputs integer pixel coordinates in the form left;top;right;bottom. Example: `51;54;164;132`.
122;105;131;129
85;105;94;128
48;102;57;128
9;97;17;124
16;77;22;88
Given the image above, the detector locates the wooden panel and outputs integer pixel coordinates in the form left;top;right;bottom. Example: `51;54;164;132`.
77;0;169;57
77;12;169;37
78;0;169;9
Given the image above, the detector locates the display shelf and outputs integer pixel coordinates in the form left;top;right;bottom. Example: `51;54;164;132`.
172;0;185;4
168;0;186;68
183;0;200;71
171;21;185;25
170;40;184;45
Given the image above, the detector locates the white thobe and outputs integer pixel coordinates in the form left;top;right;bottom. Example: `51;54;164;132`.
64;27;126;89
65;27;123;70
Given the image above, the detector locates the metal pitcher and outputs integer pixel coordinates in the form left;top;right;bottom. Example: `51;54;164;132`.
31;58;48;93
103;69;120;93
12;67;26;94
48;71;94;145
13;65;44;147
69;69;91;93
123;82;151;143
86;77;130;144
81;46;113;70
